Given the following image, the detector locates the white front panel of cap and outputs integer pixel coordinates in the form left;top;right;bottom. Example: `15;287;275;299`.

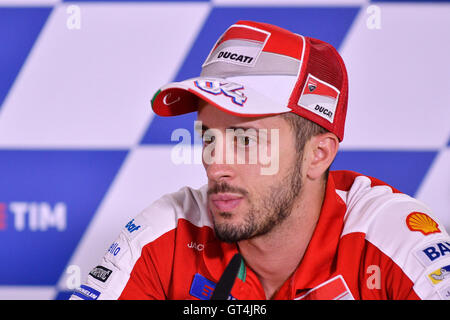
189;78;290;115
227;75;297;108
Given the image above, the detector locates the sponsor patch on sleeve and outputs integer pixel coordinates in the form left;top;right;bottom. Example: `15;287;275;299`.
123;216;146;240
297;74;339;123
438;285;450;300
414;240;450;267
72;285;101;300
428;264;450;285
89;265;113;283
406;212;441;236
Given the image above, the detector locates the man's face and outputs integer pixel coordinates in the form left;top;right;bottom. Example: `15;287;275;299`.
197;103;304;243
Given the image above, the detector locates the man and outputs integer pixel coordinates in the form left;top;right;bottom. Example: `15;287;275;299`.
71;20;450;300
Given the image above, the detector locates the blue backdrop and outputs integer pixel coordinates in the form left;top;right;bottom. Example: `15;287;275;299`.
0;0;448;299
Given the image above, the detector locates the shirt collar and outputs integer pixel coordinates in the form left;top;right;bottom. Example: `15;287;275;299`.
290;171;347;292
202;234;239;283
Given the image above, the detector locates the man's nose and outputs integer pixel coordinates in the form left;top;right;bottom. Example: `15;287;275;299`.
205;161;236;183
203;134;236;182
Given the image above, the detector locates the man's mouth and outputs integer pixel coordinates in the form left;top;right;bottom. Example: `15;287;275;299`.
209;193;243;212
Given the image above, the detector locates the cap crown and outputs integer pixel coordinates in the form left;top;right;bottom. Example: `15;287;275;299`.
151;20;349;141
201;20;348;141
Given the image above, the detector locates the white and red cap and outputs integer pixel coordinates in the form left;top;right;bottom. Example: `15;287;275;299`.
151;20;349;141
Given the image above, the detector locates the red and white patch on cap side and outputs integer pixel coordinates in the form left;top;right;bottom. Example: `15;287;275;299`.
202;24;271;68
297;74;340;124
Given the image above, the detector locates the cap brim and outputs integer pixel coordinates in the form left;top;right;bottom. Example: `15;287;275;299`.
151;77;291;118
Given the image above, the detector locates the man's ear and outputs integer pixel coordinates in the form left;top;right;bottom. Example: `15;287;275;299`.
305;133;339;180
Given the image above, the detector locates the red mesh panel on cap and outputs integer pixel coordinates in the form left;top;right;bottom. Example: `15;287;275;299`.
308;38;344;89
288;37;348;141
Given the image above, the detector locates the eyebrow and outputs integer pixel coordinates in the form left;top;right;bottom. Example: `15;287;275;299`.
198;124;260;132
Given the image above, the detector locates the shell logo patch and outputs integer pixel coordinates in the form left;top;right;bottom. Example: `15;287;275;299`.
406;212;440;235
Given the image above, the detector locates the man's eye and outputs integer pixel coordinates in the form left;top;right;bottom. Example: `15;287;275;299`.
202;133;215;145
236;135;256;147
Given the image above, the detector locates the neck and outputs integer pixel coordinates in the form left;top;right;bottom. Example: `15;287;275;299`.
237;178;326;299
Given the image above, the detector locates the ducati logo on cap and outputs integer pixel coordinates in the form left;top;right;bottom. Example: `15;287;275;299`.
202;24;270;68
307;78;318;92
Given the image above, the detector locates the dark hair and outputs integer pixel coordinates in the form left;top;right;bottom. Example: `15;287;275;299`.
280;112;331;180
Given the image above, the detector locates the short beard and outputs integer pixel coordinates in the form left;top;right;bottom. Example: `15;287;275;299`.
209;158;303;243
